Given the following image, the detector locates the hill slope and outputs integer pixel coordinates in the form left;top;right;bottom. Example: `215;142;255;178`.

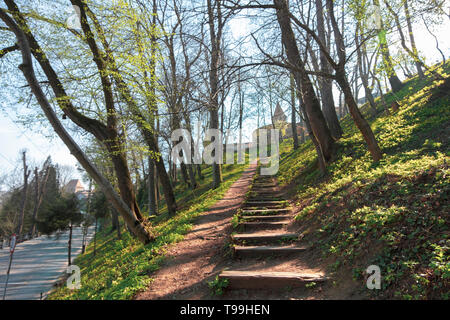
47;163;248;300
277;62;449;299
48;62;449;300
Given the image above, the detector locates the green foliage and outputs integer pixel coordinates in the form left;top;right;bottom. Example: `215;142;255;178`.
208;275;229;296
305;282;317;289
90;191;110;219
231;214;241;229
47;162;246;300
37;194;83;235
0;161;60;237
276;62;450;299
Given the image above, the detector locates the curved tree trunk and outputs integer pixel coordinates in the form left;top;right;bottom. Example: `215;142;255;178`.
373;0;404;92
274;0;335;164
0;8;154;244
79;0;177;216
108;151;144;222
30;165;49;238
315;0;343;139
404;0;424;78
207;0;223;188
326;0;383;162
290;74;299;150
356;26;378;116
16;151;30;240
336;73;383;162
148;157;157;216
298;94;327;172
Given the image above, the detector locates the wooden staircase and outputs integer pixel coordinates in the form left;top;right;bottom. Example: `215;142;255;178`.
219;172;328;291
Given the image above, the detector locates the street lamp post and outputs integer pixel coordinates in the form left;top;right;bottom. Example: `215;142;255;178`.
2;233;17;300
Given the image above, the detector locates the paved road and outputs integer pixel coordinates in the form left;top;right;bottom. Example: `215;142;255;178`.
0;227;93;300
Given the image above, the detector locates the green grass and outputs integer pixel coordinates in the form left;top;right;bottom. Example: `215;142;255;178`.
277;62;450;299
207;275;229;296
48;162;247;300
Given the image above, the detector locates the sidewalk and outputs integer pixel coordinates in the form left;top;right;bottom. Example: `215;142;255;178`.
0;227;93;300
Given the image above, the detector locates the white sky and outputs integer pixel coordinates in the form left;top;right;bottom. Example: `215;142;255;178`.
0;9;449;186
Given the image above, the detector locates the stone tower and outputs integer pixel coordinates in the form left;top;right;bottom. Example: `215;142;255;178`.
272;102;287;123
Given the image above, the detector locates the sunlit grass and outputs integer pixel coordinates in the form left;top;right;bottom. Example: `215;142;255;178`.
48;162;247;300
277;61;450;299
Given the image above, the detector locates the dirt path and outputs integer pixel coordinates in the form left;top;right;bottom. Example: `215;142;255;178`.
135;162;257;300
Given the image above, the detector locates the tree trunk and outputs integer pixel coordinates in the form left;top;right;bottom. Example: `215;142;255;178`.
180;162;191;187
336;73;383;162
238;76;245;162
315;0;342;139
373;0;404;92
183;112;198;189
326;0;383;162
111;207;121;239
187;163;197;189
148;157;157;216
81;0;178;217
0;8;154;244
93;217;98;256
109;151;144;222
273;0;335;165
207;0;223;188
30;165;49;238
68;223;72;266
81;179;92;254
197;164;204;180
355;27;377;116
299;95;327;173
16;151;30;240
290;74;299;149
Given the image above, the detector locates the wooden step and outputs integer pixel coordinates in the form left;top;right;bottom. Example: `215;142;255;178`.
247;198;284;203
232;232;299;244
249;194;283;197
244;200;289;209
245;200;288;207
219;271;328;289
244;205;292;210
241;214;291;221
239;221;288;231
241;208;290;215
250;189;282;197
250;190;282;194
233;245;307;257
252;184;277;188
252;184;277;187
250;189;279;193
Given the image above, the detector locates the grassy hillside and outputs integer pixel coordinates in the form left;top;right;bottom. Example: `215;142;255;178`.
47;62;449;300
48;162;247;300
277;62;449;299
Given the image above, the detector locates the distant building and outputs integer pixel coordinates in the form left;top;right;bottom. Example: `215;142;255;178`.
64;179;85;194
255;123;306;140
253;102;307;140
272;103;287;123
64;179;89;200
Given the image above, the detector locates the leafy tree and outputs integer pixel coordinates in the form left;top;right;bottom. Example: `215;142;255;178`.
37;194;83;265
